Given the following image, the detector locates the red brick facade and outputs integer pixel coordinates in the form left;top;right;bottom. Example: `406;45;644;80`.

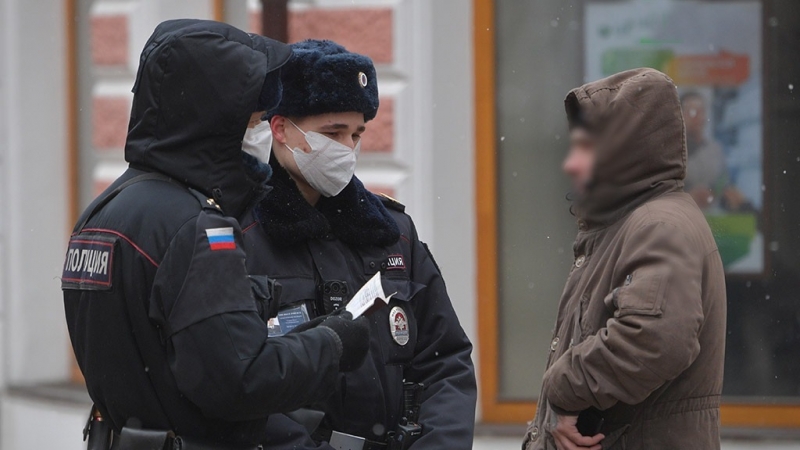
88;3;399;200
91;15;128;66
288;8;393;64
361;97;394;153
92;96;130;151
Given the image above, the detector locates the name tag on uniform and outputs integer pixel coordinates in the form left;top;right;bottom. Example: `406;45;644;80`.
62;235;116;291
386;254;406;271
268;304;310;337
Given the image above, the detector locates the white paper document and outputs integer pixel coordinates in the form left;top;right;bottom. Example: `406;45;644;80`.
346;272;395;319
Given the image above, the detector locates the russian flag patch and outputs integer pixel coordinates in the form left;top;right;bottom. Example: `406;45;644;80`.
206;227;236;251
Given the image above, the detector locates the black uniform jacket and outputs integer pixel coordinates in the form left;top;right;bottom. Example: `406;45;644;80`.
241;164;478;449
62;20;342;446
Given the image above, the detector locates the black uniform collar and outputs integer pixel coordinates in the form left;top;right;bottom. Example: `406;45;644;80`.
254;161;400;248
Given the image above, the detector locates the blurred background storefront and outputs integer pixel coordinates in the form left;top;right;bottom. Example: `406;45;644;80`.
483;0;800;439
0;0;797;448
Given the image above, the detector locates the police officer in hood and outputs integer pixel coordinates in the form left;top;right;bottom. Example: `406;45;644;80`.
63;20;370;449
240;40;477;450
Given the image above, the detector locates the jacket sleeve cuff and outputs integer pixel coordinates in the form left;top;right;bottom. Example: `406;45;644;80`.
545;376;584;416
547;399;582;417
318;326;343;362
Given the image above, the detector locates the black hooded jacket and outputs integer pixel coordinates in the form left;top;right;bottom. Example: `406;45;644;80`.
62;20;342;445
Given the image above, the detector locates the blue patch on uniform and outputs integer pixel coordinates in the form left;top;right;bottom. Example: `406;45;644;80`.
62;235;116;291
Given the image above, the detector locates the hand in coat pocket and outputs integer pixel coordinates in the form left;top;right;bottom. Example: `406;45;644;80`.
552;414;604;450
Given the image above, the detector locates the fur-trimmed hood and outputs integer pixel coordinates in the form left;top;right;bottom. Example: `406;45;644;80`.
254;160;400;248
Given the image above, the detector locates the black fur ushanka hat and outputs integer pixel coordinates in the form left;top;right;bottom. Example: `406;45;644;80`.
269;39;379;122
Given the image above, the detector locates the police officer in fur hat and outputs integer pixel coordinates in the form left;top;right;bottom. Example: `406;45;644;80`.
239;40;477;449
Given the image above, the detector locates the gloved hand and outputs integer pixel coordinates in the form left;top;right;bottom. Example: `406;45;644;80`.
288;307;348;334
318;313;371;372
290;310;370;372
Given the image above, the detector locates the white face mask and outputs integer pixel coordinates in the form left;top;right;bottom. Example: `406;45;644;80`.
285;120;360;197
242;120;273;164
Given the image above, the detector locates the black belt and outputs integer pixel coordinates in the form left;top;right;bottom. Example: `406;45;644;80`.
110;428;262;450
363;441;387;450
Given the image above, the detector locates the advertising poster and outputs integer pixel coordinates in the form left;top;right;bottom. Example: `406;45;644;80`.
585;0;764;274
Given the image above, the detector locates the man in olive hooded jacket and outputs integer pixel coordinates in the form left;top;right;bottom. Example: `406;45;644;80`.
524;68;726;450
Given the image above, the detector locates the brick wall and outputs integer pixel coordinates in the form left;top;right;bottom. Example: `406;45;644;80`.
91;14;128;66
87;2;136;196
88;1;403;200
288;8;393;64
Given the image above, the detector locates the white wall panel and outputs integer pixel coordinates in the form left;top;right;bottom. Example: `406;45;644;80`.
2;0;70;384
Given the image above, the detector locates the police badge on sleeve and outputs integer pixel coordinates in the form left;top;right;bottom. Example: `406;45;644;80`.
62;235;116;291
389;306;410;346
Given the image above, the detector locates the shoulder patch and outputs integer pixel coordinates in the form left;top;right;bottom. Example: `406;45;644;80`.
206;227;236;251
378;193;405;213
62;234;117;291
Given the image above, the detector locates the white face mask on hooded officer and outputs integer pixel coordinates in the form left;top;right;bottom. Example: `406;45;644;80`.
285;119;360;197
242;120;273;164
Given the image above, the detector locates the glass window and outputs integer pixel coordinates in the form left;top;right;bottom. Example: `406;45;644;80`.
495;0;583;401
493;0;800;406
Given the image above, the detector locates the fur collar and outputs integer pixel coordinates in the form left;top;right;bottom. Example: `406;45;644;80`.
242;152;272;184
254;161;400;248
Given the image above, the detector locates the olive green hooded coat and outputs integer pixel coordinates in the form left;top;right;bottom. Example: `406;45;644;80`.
524;68;727;450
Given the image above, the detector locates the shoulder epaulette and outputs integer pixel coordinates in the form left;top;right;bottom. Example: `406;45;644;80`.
378;193;405;213
188;188;224;213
